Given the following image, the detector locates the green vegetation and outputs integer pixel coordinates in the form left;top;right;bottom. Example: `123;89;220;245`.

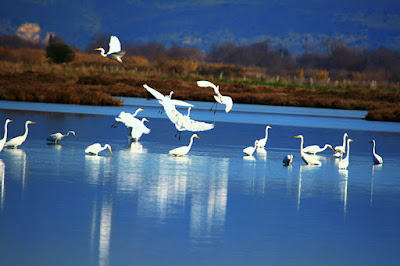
46;42;75;64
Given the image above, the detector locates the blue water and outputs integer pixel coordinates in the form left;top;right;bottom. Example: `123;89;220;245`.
0;99;400;265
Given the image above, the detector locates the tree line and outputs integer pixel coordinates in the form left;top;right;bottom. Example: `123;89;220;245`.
1;33;400;81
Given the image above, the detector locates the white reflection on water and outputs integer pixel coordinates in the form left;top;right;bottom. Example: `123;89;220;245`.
255;148;267;161
370;164;382;206
298;165;321;212
338;169;349;214
138;154;190;221
85;155;112;186
0;159;4;210
4;149;26;190
190;158;229;241
90;195;113;266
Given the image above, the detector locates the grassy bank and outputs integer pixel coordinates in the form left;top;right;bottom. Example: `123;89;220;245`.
0;47;399;122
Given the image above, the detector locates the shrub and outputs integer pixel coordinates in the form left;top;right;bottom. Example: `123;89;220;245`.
46;42;75;64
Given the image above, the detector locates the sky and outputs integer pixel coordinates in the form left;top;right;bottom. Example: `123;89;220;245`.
1;0;400;53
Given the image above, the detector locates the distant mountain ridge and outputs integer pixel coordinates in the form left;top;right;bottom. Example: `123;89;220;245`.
1;0;399;52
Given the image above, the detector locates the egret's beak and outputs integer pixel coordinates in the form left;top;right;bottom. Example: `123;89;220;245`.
31;122;36;124
144;119;149;122
139;108;144;111
268;126;272;129
293;135;300;138
196;136;200;139
349;139;354;142
109;148;113;155
330;147;335;151
73;133;77;138
94;48;101;51
9;120;13;122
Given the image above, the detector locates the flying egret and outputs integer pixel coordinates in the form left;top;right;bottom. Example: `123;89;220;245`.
243;140;258;156
95;35;127;69
143;84;194;108
85;143;113;156
257;125;272;149
370;140;383;164
0;119;12;152
303;144;335;155
174;107;214;138
112;108;144;128
129;118;150;141
168;134;200;156
338;139;354;169
47;131;77;143
5;120;36;148
283;154;294;166
334;133;349;158
197;80;233;113
293;135;322;165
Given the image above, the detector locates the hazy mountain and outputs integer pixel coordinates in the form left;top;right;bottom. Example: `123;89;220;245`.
1;0;399;52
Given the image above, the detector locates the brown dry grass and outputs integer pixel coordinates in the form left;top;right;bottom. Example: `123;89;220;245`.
0;47;399;122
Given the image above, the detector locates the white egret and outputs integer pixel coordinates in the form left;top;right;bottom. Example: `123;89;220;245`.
303;144;335;155
175;107;214;135
293;135;322;165
46;131;77;143
129;118;150;141
370;140;383;164
85;143;113;156
257;125;272;148
338;139;354;169
94;35;127;69
0;119;12;152
112;108;144;128
168;134;200;156
243;140;258;156
197;80;233;113
283;154;294;166
334;133;349;158
5;120;36;148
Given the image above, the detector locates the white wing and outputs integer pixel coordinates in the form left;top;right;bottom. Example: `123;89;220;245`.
108;36;122;55
171;99;194;107
182;118;214;132
197;80;219;94
143;84;164;100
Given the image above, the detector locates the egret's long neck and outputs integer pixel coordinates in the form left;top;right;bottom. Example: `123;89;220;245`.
265;127;269;138
21;122;29;140
99;48;107;57
133;109;141;117
342;134;347;150
372;141;376;155
188;136;195;149
344;140;351;159
2;122;8;140
299;137;304;154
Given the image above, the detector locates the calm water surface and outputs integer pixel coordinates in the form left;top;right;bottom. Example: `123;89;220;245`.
0;99;400;266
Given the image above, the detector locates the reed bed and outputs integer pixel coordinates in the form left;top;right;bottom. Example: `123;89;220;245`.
0;47;399;122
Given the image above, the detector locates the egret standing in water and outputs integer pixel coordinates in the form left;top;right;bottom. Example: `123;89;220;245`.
334;133;349;158
168;134;200;156
85;143;113;156
197;80;233;113
5;120;36;148
370;140;383;164
293;135;322;165
94;35;127;69
257;125;272;149
338;139;354;170
243;140;259;156
47;131;77;143
303;144;335;155
0;119;12;152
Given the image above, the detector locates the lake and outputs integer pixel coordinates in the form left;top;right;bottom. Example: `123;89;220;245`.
1;98;400;266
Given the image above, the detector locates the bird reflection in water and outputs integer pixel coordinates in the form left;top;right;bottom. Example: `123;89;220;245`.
90;194;113;266
0;159;5;210
370;164;382;206
4;148;27;190
189;158;229;241
338;169;349;214
256;148;267;161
